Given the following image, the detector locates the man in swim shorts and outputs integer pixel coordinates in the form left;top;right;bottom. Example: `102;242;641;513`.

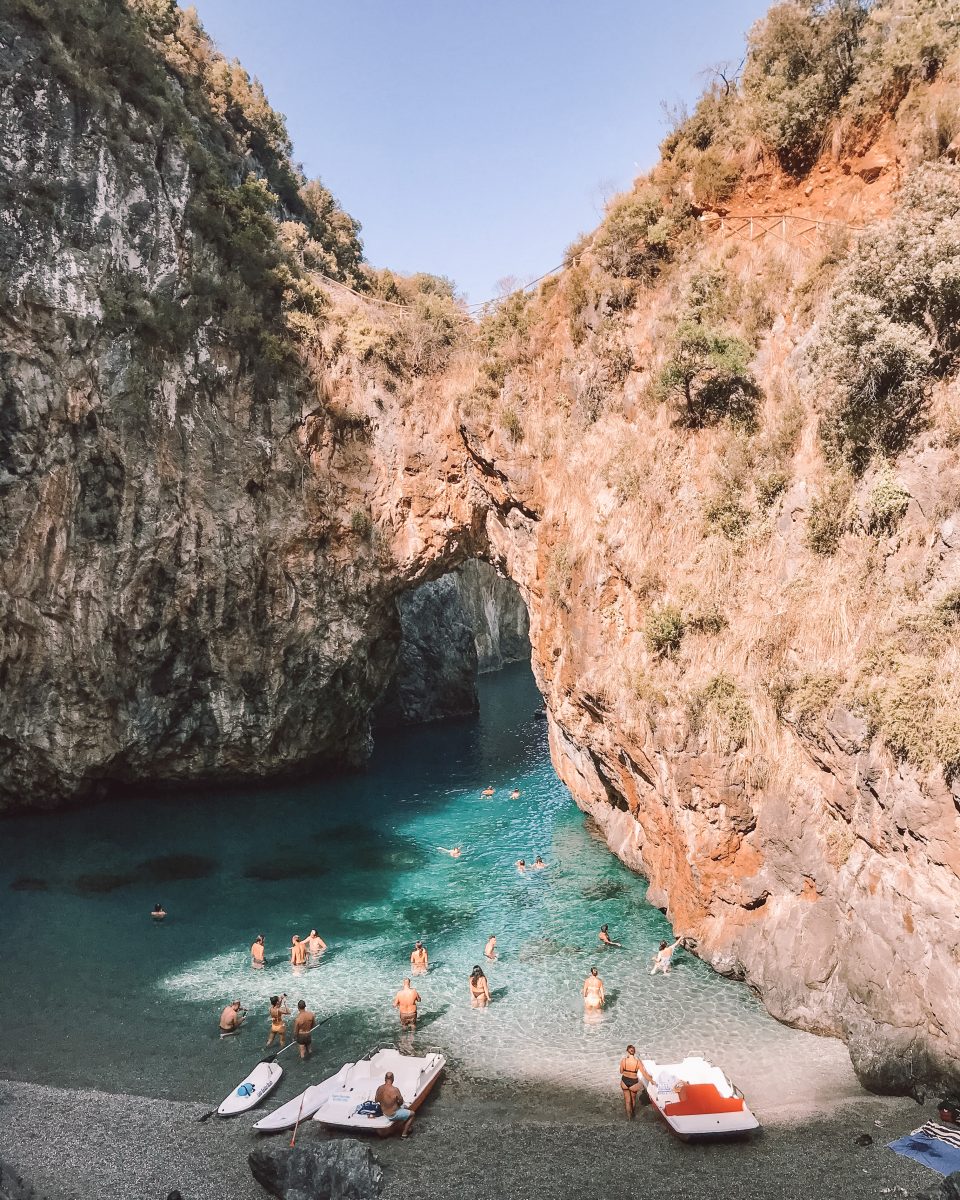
599;924;622;948
374;1070;415;1138
393;978;421;1028
251;934;265;968
219;999;246;1036
265;994;289;1048
293;999;316;1060
618;1044;653;1118
410;941;428;973
306;929;327;959
291;935;307;969
583;966;605;1009
484;935;497;960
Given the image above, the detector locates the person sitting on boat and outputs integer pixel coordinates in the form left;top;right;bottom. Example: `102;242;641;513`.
583;967;605;1009
469;964;491;1008
481;785;495;797
151;903;166;920
410;941;429;974
251;934;265;969
306;929;327;959
651;937;683;975
599;924;621;948
373;1070;415;1138
619;1044;653;1118
393;978;422;1028
533;855;546;868
265;994;289;1048
438;845;462;857
293;999;316;1060
219;999;246;1037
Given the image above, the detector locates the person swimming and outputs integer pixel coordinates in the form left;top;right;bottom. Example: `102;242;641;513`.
469;965;491;1008
582;967;605;1009
599;924;621;948
151;903;166;920
481;785;495;797
509;788;521;800
533;855;546;869
251;934;265;968
516;858;526;871
438;846;462;858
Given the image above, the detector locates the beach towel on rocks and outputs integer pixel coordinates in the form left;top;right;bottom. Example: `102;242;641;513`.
918;1123;960;1151
888;1129;960;1176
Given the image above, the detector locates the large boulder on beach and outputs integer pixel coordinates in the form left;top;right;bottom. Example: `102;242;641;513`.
0;1160;51;1200
248;1142;383;1200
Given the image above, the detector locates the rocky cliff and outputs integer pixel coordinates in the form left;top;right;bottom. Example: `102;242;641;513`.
2;0;959;1096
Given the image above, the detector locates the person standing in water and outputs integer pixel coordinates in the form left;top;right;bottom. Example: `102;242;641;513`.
583;967;605;1010
410;941;428;974
219;999;246;1037
469;965;491;1008
618;1045;652;1119
651;938;683;975
599;924;621;948
484;935;498;961
393;978;421;1028
265;994;289;1048
290;935;307;970
151;903;166;920
251;934;265;969
293;999;316;1060
306;929;327;960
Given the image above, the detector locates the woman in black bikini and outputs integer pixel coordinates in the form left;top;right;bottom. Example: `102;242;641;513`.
619;1044;652;1118
469;964;491;1008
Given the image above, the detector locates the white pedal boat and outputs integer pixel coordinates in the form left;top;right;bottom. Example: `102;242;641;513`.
313;1047;445;1134
642;1056;759;1139
253;1065;353;1132
217;1060;283;1117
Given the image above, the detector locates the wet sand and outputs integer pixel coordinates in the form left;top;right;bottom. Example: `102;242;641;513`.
0;1075;934;1200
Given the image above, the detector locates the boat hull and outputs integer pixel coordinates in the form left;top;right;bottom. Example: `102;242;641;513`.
642;1057;760;1140
253;1066;352;1132
217;1061;283;1117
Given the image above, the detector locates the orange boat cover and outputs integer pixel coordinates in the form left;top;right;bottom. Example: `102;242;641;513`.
664;1083;745;1116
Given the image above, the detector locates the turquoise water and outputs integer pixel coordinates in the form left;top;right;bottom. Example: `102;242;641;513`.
0;664;853;1113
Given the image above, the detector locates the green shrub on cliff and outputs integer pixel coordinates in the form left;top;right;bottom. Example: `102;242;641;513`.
811;166;960;471
644;604;685;657
657;322;759;430
592;185;691;282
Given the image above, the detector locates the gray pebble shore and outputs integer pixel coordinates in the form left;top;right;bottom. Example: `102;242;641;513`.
0;1076;935;1200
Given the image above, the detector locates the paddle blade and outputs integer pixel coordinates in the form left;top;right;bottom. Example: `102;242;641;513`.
197;1109;216;1123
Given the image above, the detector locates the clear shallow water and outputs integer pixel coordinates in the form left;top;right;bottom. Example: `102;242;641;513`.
0;664;856;1116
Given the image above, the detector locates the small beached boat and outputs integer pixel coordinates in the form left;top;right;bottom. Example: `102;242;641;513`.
252;1065;353;1132
642;1056;759;1139
312;1047;445;1134
217;1060;283;1117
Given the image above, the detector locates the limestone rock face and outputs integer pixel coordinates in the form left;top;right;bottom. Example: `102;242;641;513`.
453;560;530;673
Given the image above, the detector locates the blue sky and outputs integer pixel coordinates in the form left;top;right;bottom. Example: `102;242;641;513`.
190;0;771;303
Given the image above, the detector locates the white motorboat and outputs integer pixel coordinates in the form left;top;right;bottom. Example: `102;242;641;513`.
641;1056;759;1139
312;1047;445;1134
252;1065;353;1132
216;1060;283;1117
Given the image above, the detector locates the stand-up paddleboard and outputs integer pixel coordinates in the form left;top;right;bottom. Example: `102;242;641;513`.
217;1061;283;1117
253;1064;352;1132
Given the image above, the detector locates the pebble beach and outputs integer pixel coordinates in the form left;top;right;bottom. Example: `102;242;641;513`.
0;1075;936;1200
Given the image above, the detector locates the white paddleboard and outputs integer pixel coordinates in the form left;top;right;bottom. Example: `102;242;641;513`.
253;1065;352;1132
217;1061;283;1117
